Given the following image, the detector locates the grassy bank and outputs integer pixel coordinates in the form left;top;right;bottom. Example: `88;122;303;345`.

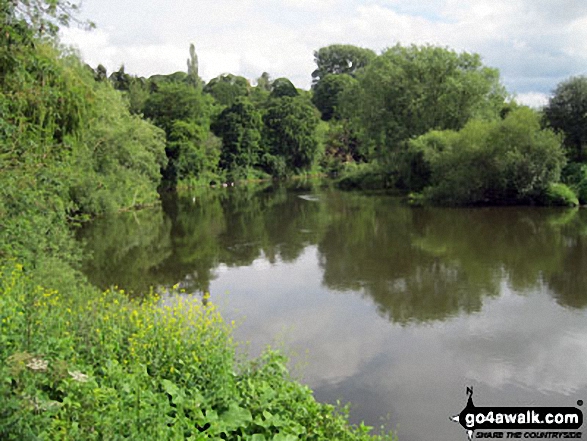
0;264;395;440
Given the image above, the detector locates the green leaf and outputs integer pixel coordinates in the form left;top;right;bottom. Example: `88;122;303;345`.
220;403;253;431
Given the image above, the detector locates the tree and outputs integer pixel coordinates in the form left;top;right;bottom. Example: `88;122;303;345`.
348;44;506;159
143;82;207;135
543;76;587;162
109;65;131;91
256;72;272;91
409;107;566;205
311;73;356;121
143;82;213;183
186;42;200;88
211;98;263;176
94;64;107;82
270;77;298;99
311;44;376;85
203;74;249;107
263;97;320;175
3;0;93;36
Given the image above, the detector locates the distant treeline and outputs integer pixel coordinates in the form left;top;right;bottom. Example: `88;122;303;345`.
98;43;587;207
3;0;587;272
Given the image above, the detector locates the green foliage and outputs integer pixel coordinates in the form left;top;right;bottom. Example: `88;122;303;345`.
125;76;150;115
336;162;391;190
69;80;167;215
212;98;264;179
543;76;587;162
143;81;217;184
312;73;357;121
0;13;166;270
270;77;298;99
148;71;190;86
256;72;272;91
0;264;396;440
109;64;131;91
203;74;250;107
263;97;321;175
541;183;579;207
172;125;222;185
562;163;587;204
412;108;566;205
348;44;506;158
319;120;365;175
143;82;207;135
312;44;376;84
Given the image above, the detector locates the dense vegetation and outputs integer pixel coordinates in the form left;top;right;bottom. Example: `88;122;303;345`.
0;1;395;439
60;27;587;207
1;265;394;440
2;0;587;437
93;37;584;207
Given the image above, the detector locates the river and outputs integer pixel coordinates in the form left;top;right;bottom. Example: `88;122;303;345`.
77;181;587;440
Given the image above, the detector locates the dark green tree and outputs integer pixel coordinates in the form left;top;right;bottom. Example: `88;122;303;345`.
203;74;249;107
269;77;298;99
263;97;320;175
211;98;263;177
94;64;107;82
311;73;356;121
109;65;131;91
543;76;587;162
143;82;213;183
311;44;376;85
143;82;206;135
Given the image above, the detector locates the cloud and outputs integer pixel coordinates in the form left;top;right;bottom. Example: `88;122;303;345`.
515;92;550;109
60;0;587;96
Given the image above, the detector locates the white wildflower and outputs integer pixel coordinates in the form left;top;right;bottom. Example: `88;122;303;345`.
26;357;48;372
68;370;89;383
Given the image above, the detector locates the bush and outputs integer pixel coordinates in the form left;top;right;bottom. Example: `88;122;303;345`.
561;163;587;204
541;183;579;207
412;108;566;205
336;163;391;190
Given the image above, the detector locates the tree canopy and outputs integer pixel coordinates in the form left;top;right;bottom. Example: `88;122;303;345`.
311;44;376;85
347;44;506;158
543;76;587;162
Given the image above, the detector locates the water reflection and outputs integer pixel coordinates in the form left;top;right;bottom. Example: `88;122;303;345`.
78;184;587;320
77;184;587;440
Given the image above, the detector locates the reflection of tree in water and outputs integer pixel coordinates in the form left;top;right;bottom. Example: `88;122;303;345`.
318;194;579;324
79;182;331;295
317;194;496;324
161;183;330;292
79;185;587;316
77;208;173;295
546;210;587;309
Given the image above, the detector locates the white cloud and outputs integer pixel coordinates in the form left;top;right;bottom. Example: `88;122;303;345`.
515;92;550;109
60;0;587;95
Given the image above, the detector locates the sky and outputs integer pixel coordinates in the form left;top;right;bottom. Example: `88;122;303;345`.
60;0;587;108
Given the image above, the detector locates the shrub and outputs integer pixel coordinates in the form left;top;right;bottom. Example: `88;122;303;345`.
336;163;391;190
541;183;579;207
412;108;566;205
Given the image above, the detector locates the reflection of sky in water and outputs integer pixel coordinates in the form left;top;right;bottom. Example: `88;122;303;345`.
206;246;587;441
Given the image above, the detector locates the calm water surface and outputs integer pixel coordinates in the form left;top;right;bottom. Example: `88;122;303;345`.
77;183;587;440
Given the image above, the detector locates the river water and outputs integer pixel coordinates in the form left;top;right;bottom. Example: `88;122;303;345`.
77;182;587;440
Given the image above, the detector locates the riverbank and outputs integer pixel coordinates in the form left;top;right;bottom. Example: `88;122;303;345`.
0;263;395;440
